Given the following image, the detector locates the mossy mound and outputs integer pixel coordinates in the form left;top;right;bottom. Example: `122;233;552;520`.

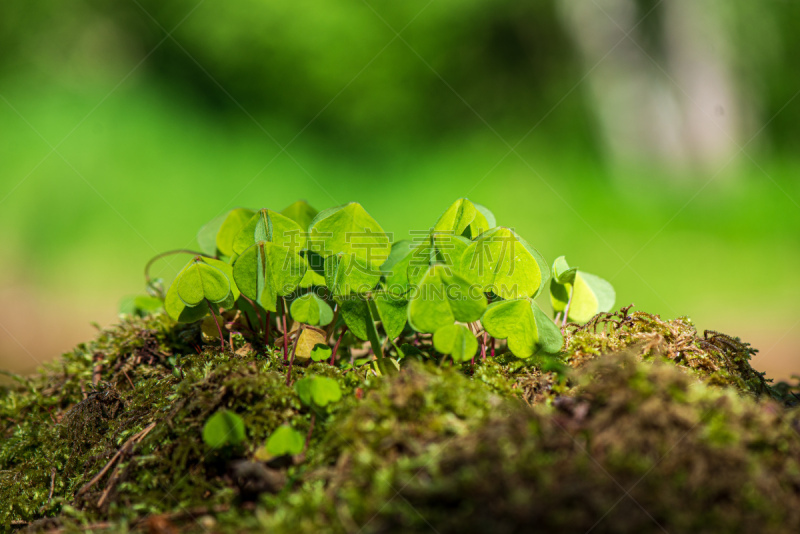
1;309;798;532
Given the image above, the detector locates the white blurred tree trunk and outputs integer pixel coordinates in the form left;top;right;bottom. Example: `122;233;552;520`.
559;0;748;173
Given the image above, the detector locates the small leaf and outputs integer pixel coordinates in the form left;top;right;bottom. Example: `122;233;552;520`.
552;256;578;284
233;208;306;256
295;376;342;407
203;410;246;449
324;253;381;296
433;198;490;238
216;208;255;257
233;241;306;312
551;270;616;324
433;324;478;362
459;227;549;300
281;200;318;230
474;203;496;229
308;202;391;268
290;293;334;326
177;261;231;306
165;257;238;322
266;426;304;456
481;298;563;358
310;344;332;362
374;292;408;339
407;265;486;333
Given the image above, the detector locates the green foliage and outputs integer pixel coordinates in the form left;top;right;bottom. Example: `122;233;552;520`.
202;410;246;449
265;425;305;456
550;256;616;323
295;376;343;408
290;293;334;326
149;199;615;365
482;298;563;358
433;324;478;362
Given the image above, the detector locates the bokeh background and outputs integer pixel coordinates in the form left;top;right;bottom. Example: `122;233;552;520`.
1;0;798;380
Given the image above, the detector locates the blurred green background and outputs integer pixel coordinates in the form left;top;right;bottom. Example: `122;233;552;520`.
1;0;798;379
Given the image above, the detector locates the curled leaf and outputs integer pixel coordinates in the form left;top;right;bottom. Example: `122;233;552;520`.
407;265;486;333
290;293;334;326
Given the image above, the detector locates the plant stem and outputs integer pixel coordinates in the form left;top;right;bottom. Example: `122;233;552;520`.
302;412;316;456
331;326;348;365
286;324;304;386
206;300;225;352
563;289;575;327
491;336;495;358
326;304;339;343
281;296;289;361
481;331;487;360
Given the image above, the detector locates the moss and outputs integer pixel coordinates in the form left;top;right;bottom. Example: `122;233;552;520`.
1;310;797;533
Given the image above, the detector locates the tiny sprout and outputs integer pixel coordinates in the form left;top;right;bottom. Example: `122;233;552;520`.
265;425;305;457
550;256;615;325
202;410;246;449
433;324;478;362
295;376;342;408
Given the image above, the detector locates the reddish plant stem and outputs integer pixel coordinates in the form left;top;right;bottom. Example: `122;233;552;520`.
491;336;495;358
281;297;289;361
330;326;348;365
206;300;225;352
481;331;487;360
286;324;304;386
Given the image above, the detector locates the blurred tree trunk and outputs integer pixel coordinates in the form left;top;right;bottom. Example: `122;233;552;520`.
558;0;748;174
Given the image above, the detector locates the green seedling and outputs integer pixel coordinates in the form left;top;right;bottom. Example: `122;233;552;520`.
407;265;486;333
433;324;478;363
295;376;342;409
290;293;334;327
481;298;563;358
147;199;614;374
550;256;616;325
165;256;239;350
202;410;246;449
458;227;549;300
265;425;305;457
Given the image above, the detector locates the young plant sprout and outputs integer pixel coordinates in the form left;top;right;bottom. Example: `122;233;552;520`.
141;198;616;370
550;256;616;326
202;410;247;449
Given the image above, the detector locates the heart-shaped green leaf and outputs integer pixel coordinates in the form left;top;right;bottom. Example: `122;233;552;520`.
290;293;334;326
373;291;408;339
310;344;332;362
233;208;306;256
406;233;471;287
280;200;318;230
232;241;306;312
265;425;304;456
324;253;381;296
203;410;246;449
407;265;487;333
550;269;616;324
177;261;232;306
433;198;491;238
433;324;478;362
308;202;390;268
458;227;549;300
215;208;256;257
295;376;342;407
481;298;563;358
166;257;238;323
